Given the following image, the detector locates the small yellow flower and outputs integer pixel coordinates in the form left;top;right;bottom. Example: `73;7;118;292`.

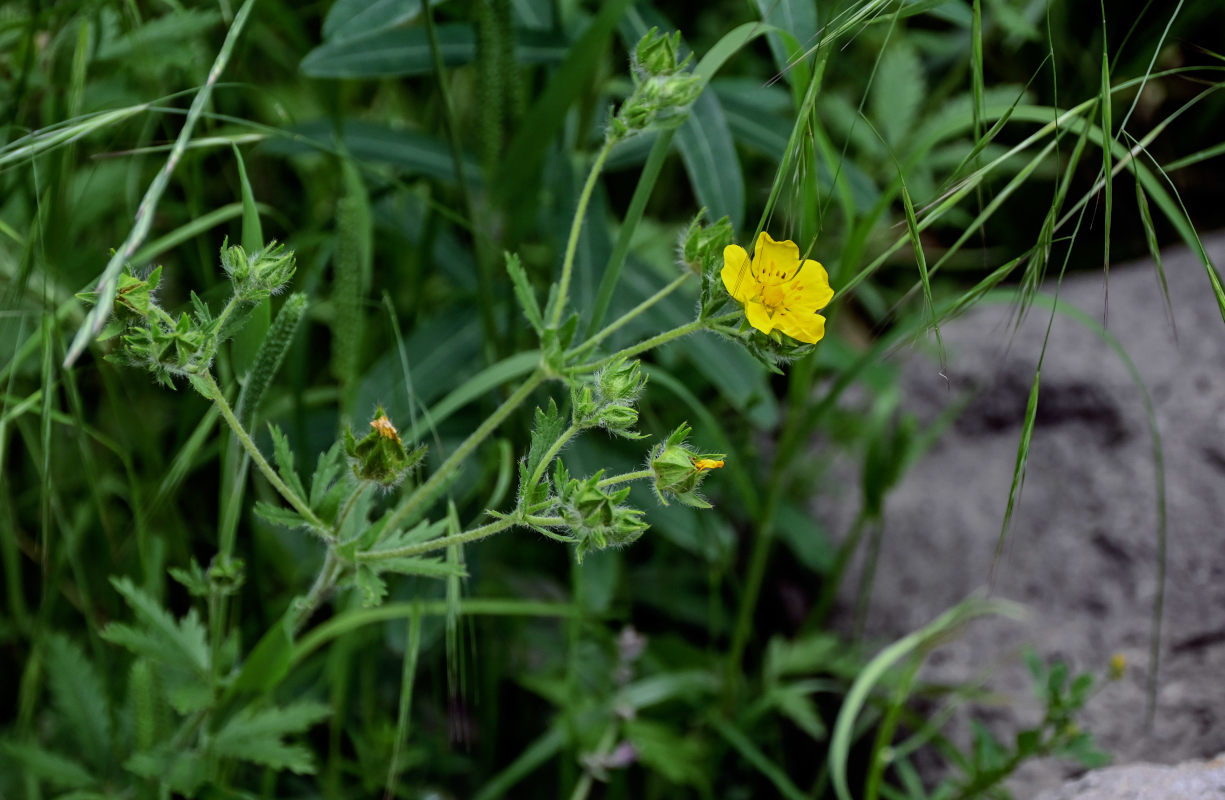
692;458;724;471
721;232;834;344
370;415;402;445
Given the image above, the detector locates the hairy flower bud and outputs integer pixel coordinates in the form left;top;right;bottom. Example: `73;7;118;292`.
344;409;426;490
649;423;724;508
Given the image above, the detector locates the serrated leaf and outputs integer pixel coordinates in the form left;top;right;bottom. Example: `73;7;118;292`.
124;748;207;795
44;634;112;771
267;424;307;500
104;577;209;677
370;557;467;578
308;442;345;508
871;38;925;151
523;399;566;485
253;500;308;531
365;516;449;555
354;565;388;607
212;702;331;774
505;251;543;334
0;741;97;789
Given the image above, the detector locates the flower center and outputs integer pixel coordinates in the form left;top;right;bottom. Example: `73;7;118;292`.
761;284;788;311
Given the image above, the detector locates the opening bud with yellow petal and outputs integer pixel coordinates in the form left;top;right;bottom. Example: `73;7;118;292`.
344;408;426;490
649;423;725;508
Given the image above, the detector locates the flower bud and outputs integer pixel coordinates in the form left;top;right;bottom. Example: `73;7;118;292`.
344;409;426;490
221;239;297;302
650;423;724;508
597;357;646;403
634;28;689;77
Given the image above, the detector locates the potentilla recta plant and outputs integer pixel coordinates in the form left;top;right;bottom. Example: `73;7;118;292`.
69;27;837;790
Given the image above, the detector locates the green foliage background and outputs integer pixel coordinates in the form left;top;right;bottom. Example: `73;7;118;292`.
2;0;1222;797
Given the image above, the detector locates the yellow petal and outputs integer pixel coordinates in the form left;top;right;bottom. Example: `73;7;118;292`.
753;232;802;283
721;244;754;302
744;300;776;335
795;259;835;310
777;311;826;345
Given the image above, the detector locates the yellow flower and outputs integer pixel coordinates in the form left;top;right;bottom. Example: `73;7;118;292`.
692;458;724;471
721;232;834;344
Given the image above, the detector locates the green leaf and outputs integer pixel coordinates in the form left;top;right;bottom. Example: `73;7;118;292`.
309;442;346;509
267;423;307;500
44;633;112;771
211;702;331;774
230;614;294;695
253;500;308;531
124;748;207;795
505;251;543;334
753;0;819;77
677;90;743;231
625;718;709;790
301;23;565;78
0;741;97;790
103;577;209;677
767;684;828;740
229;143;269;377
323;0;432;43
354;565;388;607
523;399;566;486
271;120;482;185
871;38;925;151
372;557;467;578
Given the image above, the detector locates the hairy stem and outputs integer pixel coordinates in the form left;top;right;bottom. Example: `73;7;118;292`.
597;468;654;488
198;371;330;535
570;271;692;361
382;368;548;531
357;515;559;561
551;139;614;329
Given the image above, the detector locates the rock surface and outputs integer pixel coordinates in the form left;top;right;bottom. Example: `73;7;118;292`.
821;233;1225;796
1032;753;1225;800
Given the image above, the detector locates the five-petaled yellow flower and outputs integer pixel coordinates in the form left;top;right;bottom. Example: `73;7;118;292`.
721;232;834;344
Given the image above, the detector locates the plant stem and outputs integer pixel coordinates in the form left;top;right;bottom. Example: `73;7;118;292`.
570;271;692;361
568;724;619;800
198;371;330;535
597;469;653;488
551;139;614;330
357;515;523;561
335;483;369;532
382;369;548;532
577;311;740;374
292;550;342;632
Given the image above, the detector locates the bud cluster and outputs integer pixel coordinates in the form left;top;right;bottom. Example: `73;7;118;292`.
220;240;297;305
553;461;648;563
608;28;703;141
572;357;648;438
78;242;299;388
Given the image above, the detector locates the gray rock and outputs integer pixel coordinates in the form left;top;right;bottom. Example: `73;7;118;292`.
821;233;1225;796
1032;753;1225;800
